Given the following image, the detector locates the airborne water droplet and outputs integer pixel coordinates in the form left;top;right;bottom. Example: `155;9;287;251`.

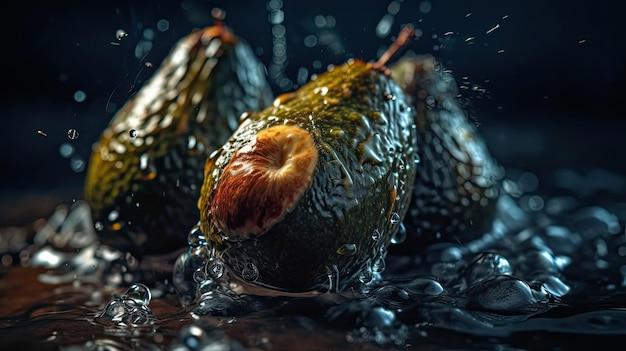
67;128;79;140
116;29;128;40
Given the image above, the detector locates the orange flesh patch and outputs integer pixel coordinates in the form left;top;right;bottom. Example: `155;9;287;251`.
210;125;318;238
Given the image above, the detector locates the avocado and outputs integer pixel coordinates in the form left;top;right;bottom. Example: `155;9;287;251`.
198;46;419;292
389;55;503;249
84;24;273;256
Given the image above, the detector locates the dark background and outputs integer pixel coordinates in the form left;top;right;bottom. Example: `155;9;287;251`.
1;0;625;224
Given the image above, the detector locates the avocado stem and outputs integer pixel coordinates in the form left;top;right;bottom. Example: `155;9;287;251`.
373;24;416;70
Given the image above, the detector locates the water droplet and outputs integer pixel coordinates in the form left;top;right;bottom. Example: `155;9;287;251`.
390;223;406;245
73;90;86;103
372;229;382;241
241;262;259;281
205;258;225;279
156;19;170;32
384;93;396;101
107;210;119;222
187;225;204;247
372;256;386;273
129;129;138;138
193;266;207;283
122;283;152;305
67;128;79;140
59;142;74;158
116;29;128;40
358;267;373;284
94;222;104;231
211;7;226;21
336;243;357;256
390;212;401;224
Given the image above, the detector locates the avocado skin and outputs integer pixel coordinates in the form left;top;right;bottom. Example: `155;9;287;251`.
390;55;503;250
84;26;273;256
200;60;418;292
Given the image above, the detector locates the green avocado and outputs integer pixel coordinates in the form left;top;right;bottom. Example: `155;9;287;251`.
84;24;273;256
389;55;503;248
199;59;418;292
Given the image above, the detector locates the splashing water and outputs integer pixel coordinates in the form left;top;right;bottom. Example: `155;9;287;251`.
2;168;624;350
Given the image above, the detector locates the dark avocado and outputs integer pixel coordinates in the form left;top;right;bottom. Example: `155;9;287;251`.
84;24;273;256
199;57;419;292
390;55;503;249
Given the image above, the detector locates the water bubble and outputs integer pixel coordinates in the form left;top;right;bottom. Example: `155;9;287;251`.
129;129;138;138
172;324;209;350
67;128;79;140
211;7;226;21
467;253;512;284
73;90;86;102
419;1;432;14
241;262;259;281
59;142;74;158
466;275;548;314
205;258;225;279
541;276;570;297
303;35;317;48
193;266;208;283
70;157;85;172
156;19;169;32
122;283;152;305
337;243;357;256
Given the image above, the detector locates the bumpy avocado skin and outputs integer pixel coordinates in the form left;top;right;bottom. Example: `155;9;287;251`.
84;26;274;256
390;55;503;249
200;61;418;292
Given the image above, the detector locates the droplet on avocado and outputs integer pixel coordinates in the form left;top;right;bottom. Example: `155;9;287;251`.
372;229;382;241
390;212;401;224
390;223;407;245
336;243;358;256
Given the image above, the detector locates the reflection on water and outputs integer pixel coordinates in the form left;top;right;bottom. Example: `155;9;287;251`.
1;167;625;350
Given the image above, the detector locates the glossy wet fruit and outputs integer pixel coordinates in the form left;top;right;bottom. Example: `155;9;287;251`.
389;55;503;248
84;23;274;256
198;29;419;293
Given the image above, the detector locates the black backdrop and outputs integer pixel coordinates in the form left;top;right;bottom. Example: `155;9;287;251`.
2;0;625;218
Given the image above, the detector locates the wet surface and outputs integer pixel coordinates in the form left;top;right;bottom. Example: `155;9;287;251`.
1;164;625;350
